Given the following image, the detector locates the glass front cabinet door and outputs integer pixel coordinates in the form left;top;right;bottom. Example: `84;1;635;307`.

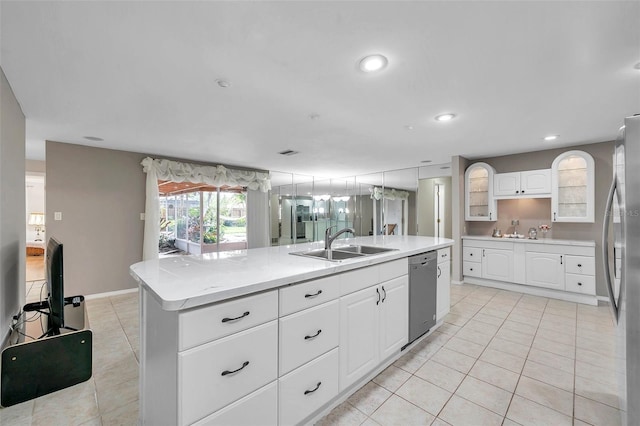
465;162;497;221
551;150;595;223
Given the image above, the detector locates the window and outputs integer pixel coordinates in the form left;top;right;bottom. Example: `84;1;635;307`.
158;181;247;255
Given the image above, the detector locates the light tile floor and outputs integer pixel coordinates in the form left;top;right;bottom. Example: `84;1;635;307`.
0;279;140;425
318;284;626;426
1;282;625;426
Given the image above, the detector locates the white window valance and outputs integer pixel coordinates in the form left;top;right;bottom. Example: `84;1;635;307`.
370;186;410;201
140;157;271;260
141;157;271;192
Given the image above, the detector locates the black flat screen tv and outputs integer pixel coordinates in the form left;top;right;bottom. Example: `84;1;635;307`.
46;237;64;335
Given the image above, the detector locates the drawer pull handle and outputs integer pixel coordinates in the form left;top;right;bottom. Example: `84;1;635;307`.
221;361;249;376
578;264;582;267
304;290;323;298
381;285;387;303
304;329;322;340
304;381;322;395
222;311;250;323
560;255;563;265
376;288;381;305
470;268;474;271
437;266;442;278
578;282;583;286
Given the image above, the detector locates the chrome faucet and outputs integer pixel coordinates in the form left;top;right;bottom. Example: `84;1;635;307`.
324;226;356;250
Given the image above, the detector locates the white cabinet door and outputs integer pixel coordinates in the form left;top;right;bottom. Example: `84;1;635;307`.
482;248;514;282
339;286;379;391
436;260;451;321
378;276;409;360
551;150;595;223
525;252;565;290
494;172;520;196
521;169;551;195
465;162;497;221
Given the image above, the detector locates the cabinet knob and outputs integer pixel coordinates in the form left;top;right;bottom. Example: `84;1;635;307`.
516;190;520;194
470;253;473;256
578;282;583;286
577;264;582;267
522;190;525;193
470;268;474;271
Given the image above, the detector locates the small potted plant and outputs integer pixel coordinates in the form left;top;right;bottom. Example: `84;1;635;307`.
539;224;551;238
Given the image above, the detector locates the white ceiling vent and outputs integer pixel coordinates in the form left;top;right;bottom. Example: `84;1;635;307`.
278;149;299;156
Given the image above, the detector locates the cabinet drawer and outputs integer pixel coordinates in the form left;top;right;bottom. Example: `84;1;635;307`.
339;265;379;296
279;300;339;375
280;275;340;316
565;273;596;295
463;247;482;262
179;290;278;350
379;258;408;283
437;247;450;262
179;321;278;425
279;348;339;426
463;261;482;277
564;256;595;276
195;381;278;426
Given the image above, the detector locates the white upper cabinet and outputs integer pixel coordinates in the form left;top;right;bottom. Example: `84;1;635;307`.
551;150;595;223
494;169;551;198
465;162;497;221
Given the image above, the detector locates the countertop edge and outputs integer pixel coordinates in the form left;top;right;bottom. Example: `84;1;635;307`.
462;235;596;247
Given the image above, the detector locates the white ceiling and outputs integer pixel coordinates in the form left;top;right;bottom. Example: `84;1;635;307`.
1;1;639;179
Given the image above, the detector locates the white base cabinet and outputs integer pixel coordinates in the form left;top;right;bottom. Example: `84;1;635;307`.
339;275;408;391
141;257;415;426
462;237;596;304
436;248;451;321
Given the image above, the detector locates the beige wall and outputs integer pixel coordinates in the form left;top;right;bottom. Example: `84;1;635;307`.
45;142;147;296
465;140;615;296
26;159;46;174
1;67;26;340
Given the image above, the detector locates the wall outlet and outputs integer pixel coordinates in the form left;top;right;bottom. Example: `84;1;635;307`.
54;212;62;221
511;219;519;226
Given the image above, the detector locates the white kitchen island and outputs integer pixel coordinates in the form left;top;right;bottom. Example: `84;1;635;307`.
130;235;453;426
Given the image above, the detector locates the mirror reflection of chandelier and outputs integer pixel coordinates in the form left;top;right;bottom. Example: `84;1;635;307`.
28;212;45;241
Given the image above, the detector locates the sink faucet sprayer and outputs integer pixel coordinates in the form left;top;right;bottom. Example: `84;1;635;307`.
324;226;356;250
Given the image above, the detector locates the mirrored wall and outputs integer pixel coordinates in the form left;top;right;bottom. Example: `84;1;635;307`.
269;164;452;246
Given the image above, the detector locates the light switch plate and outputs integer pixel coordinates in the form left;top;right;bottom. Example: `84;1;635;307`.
54;212;62;221
140;213;145;220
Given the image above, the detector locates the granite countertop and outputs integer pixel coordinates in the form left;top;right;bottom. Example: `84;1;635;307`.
130;235;454;311
462;235;596;247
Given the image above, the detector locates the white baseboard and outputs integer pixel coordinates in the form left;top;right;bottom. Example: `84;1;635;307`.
451;280;464;285
84;287;138;300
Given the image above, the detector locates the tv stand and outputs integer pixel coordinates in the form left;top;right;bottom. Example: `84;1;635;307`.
1;295;93;407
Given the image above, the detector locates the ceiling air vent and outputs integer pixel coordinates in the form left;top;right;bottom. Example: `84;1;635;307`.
278;149;299;156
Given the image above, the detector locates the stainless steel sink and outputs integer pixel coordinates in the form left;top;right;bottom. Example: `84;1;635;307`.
333;245;397;255
290;249;366;261
290;245;396;261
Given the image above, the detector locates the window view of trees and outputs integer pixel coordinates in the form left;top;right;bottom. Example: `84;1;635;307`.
159;184;247;255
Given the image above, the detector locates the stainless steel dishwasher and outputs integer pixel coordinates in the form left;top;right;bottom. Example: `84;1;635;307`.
408;251;438;344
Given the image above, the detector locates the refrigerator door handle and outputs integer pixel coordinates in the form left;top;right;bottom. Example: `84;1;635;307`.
602;177;620;324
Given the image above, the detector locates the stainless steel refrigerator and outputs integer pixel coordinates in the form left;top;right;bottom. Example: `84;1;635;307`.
604;114;640;425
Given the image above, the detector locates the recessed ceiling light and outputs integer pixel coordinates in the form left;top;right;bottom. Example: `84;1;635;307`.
216;79;231;88
359;54;388;73
544;135;559;141
421;160;432;163
309;113;320;120
404;125;414;131
434;113;456;122
83;136;103;142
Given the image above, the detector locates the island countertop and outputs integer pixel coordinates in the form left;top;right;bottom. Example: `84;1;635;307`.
130;235;454;311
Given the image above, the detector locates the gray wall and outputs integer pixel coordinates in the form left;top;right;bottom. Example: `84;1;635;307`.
417;177;452;238
465;141;615;296
45;142;147;296
0;67;26;341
